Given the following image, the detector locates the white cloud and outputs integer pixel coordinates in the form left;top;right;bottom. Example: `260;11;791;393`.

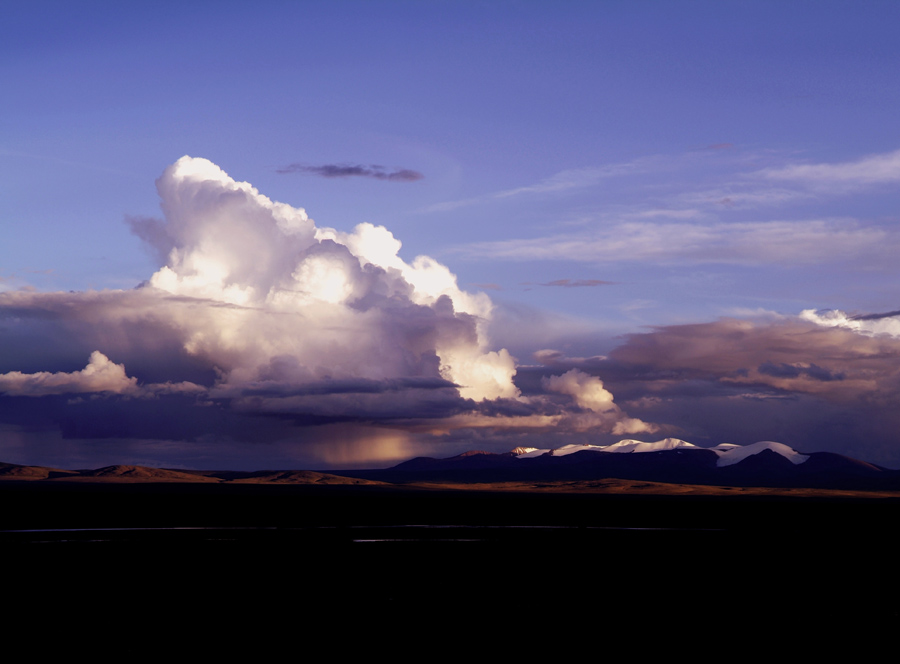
0;350;207;398
800;309;900;339
0;351;137;396
144;157;519;401
4;157;519;408
542;369;656;435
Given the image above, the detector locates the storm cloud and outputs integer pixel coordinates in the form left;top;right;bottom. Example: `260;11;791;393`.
0;157;649;468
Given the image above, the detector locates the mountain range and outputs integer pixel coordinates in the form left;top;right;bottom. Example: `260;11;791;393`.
3;438;898;491
356;438;900;491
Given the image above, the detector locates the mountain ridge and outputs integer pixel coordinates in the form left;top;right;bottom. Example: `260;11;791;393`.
4;439;899;491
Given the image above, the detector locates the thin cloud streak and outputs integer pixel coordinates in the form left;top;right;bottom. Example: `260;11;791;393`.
277;163;423;182
423;159;650;213
541;279;616;288
433;147;900;272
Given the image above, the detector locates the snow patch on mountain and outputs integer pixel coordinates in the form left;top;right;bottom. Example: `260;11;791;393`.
514;438;810;466
602;438;698;454
516;444;606;458
715;441;810;467
708;443;741;452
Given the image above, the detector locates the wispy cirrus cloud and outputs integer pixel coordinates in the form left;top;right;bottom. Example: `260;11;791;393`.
755;148;900;187
277;163;423;182
677;186;815;210
670;148;900;213
457;219;895;266
424;159;650;213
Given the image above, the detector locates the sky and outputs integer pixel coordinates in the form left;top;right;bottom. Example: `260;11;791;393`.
3;0;900;470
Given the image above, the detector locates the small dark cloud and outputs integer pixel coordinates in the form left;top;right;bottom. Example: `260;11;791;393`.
277;163;424;182
471;283;502;291
532;349;565;365
851;309;900;321
802;364;845;382
707;143;734;150
541;279;616;288
758;361;844;382
530;349;607;367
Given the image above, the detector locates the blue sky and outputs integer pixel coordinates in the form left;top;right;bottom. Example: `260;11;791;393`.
3;1;900;469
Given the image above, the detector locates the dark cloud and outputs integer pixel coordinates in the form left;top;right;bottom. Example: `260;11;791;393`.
851;309;900;321
509;314;900;467
239;377;458;398
277;163;424;182
595;317;900;466
758;362;844;382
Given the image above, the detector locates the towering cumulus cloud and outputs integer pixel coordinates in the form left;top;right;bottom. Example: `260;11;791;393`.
142;157;517;401
1;157;657;467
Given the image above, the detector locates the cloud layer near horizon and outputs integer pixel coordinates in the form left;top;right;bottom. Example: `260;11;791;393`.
514;312;900;467
0;157;652;468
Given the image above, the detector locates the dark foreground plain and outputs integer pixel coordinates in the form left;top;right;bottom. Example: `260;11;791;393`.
3;477;899;655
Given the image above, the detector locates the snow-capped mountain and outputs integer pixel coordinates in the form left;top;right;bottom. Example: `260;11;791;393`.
514;438;808;466
384;438;896;490
713;441;809;467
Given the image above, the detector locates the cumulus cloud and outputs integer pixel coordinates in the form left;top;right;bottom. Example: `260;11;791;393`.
0;350;207;399
277;163;423;182
542;369;657;435
117;156;517;402
0;351;138;396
